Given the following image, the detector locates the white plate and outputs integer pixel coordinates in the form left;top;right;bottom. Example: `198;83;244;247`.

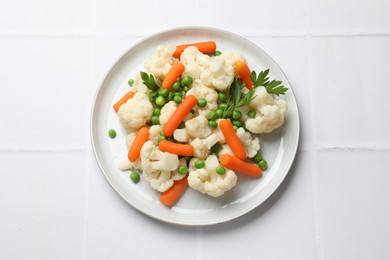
90;27;300;226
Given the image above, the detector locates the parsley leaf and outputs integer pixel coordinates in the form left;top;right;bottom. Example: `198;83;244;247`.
250;69;269;87
265;80;288;96
223;79;256;118
140;71;157;90
251;69;288;96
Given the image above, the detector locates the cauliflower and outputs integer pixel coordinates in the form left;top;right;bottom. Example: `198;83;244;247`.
170;158;188;181
221;52;247;68
148;125;162;145
219;144;234;159
187;80;218;114
118;93;153;133
188;155;237;197
159;101;177;127
245;87;288;134
144;45;176;79
131;74;148;93
140;141;180;192
185;114;212;139
125;132;136;149
202;56;234;91
212;119;227;144
189;134;219;159
180;46;211;80
118;158;141;171
236;128;260;158
173;128;189;143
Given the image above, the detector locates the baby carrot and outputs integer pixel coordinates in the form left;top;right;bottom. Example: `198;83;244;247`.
219;119;246;160
128;127;149;162
220;154;262;177
113;91;135;112
160;176;188;207
161;62;185;89
162;95;198;137
159;140;194;156
235;61;253;89
172;41;217;58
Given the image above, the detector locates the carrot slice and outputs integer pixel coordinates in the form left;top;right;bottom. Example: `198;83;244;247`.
162;95;198;137
235;61;253;89
161;62;185;89
219;119;246;160
220;154;262;177
127;127;149;162
173;41;216;58
159;140;194;156
113;91;135;112
160;177;188;207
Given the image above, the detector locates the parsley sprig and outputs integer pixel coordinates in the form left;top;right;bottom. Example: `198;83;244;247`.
222;79;256;118
140;71;157;90
250;69;288;96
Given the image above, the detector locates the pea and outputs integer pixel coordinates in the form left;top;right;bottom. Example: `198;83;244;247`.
173;92;182;97
218;92;227;103
157;134;166;143
183;86;190;92
232;110;242;120
219;103;228;110
224;110;233;118
155;96;166;106
167;92;174;101
233;125;238;132
108;129;116;138
178;165;188;175
152;116;159;125
178;122;185;129
153;108;161;116
128;79;134;86
248;110;256;118
198;98;207;108
173;95;182;104
195;160;205;169
149;91;158;102
214;50;222;56
158;89;169;97
215;109;223;118
172;81;181;91
232;120;242;127
181;76;193;86
207;111;217;120
208;120;217;128
216;165;226;175
258;159;268;170
253;153;263;163
130;172;140;183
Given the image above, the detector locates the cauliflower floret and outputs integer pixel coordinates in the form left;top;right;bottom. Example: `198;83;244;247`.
131;74;148;93
201;56;234;91
221;52;247;68
117;158;141;171
188;155;237;197
173;128;189;143
185;114;212;139
218;144;234;160
125;132;136;149
236;128;260;158
245;87;288;134
180;46;211;80
189;134;219;159
170;158;188;181
212;119;226;144
118;93;153;133
187;80;218;114
148;125;162;145
159;101;177;127
144;45;176;79
140;141;180;192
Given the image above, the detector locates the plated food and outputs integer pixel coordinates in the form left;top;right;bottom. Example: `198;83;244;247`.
110;41;288;207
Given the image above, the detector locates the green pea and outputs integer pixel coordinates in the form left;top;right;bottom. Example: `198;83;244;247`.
153;108;161;116
224;110;233;118
130;172;140;183
232;120;242;127
232;110;242;120
178;165;188;175
253;153;263;163
178;122;185;129
198;98;207;108
172;81;181;91
174;95;182;104
208;120;217;128
207;111;217;120
155;96;166;106
219;103;228;110
152;116;159;125
248;110;256;118
195;160;205;169
167;91;174;101
214;50;222;56
181;76;193;86
215;109;223;118
233;125;238;132
216;165;226;175
218;92;227;103
149;91;158;102
128;79;134;86
258;159;268;170
158;89;169;97
157;134;166;143
173;91;182;97
108;129;116;138
183;86;190;92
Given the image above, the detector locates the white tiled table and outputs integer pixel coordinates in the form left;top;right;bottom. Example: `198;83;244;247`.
1;0;389;259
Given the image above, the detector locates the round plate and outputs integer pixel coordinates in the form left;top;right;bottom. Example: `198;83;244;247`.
90;27;300;226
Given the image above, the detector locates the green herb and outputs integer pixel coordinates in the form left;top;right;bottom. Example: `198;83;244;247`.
140;71;157;90
222;78;256;118
250;69;288;96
